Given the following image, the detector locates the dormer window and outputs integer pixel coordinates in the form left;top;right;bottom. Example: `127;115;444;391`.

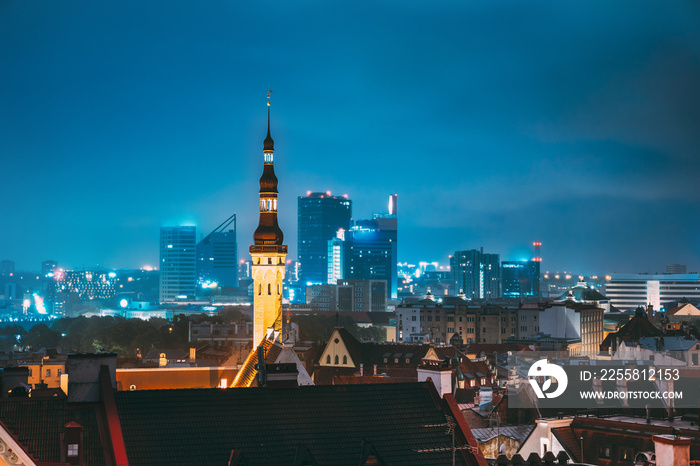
67;444;79;457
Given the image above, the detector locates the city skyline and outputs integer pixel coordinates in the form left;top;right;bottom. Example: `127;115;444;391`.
2;2;700;274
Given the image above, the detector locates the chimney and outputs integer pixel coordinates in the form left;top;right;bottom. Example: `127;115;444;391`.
360;363;364;377
66;353;117;403
265;363;299;389
653;434;690;466
373;364;377;376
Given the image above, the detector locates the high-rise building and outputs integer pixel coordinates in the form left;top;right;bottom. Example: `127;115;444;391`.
501;260;540;298
606;273;700;313
345;195;398;299
297;192;351;285
327;230;345;285
667;264;687;274
159;226;196;302
196;214;238;289
450;248;500;300
249;97;287;346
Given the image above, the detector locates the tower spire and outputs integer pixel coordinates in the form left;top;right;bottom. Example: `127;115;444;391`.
250;94;287;346
264;90;274;153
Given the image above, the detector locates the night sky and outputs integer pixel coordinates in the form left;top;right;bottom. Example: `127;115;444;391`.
2;1;700;275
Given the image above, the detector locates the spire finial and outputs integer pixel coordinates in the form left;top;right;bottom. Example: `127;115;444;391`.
263;90;274;153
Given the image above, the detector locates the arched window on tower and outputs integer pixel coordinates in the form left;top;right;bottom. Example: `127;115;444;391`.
268;284;271;295
343;355;347;365
277;284;280;295
326;355;331;364
258;284;261;295
335;355;339;365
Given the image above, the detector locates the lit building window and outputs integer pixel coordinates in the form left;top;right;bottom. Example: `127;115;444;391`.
67;444;79;457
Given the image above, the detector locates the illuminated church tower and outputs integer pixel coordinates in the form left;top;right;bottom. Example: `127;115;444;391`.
250;93;287;345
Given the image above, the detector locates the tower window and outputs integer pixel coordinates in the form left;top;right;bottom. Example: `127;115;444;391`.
343;355;347;364
335;355;339;365
268;284;271;295
326;355;331;364
258;285;262;295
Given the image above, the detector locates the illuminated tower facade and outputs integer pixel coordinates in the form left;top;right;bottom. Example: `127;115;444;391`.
250;96;287;345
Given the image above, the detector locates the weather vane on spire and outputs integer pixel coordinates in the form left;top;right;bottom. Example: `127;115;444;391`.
267;89;272;106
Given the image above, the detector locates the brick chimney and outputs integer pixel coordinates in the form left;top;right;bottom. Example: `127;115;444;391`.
416;358;452;397
653;434;690;466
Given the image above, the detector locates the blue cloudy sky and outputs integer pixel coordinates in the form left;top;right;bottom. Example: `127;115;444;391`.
2;1;700;274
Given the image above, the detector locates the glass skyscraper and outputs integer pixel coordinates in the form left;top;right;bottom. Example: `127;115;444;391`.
196;231;238;289
344;195;398;299
159;226;196;302
450;248;500;300
297;192;351;285
501;260;540;298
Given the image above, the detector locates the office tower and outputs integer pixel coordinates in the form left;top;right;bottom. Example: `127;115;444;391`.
196;214;238;289
501;260;540;298
249;97;287;346
327;230;345;285
297;192;351;285
345;195;398;299
159;226;196;302
451;248;500;300
239;260;251;280
606;273;700;312
667;264;687;274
